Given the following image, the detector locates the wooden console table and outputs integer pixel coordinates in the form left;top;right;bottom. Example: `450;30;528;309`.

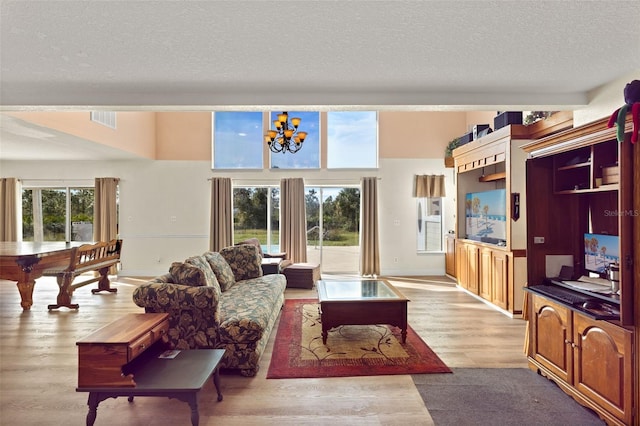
76;313;224;425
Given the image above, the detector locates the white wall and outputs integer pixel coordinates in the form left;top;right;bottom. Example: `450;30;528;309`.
573;70;640;126
1;157;453;277
378;158;456;276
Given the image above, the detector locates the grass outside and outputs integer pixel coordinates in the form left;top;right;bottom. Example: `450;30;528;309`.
235;229;358;247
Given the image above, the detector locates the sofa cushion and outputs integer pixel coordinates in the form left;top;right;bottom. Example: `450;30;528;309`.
235;238;264;257
217;274;286;345
203;251;236;292
169;262;209;287
220;244;263;281
184;255;220;288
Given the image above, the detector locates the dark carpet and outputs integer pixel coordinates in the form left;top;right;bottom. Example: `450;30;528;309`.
412;368;605;426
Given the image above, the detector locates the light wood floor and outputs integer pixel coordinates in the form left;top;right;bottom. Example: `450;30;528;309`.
0;274;528;425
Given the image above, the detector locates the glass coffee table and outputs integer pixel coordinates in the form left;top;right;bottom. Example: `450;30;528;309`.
316;279;410;344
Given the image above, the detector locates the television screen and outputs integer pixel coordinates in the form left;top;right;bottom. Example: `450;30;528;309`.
465;189;506;243
584;233;619;274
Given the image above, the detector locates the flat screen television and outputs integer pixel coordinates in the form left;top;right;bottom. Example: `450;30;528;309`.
465;189;506;244
584;233;620;274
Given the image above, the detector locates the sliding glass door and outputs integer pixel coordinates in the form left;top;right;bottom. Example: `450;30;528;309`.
233;187;281;253
232;185;360;274
306;186;360;274
22;186;95;242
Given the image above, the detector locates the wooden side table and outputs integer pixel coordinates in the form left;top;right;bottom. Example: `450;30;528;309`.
77;349;225;426
76;313;224;425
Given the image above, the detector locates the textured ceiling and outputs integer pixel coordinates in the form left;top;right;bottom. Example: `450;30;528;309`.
1;0;639;109
0;1;639;160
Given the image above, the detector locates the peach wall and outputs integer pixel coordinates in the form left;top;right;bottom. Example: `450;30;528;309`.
378;112;469;158
8;110;505;161
155;112;212;160
6;111;156;159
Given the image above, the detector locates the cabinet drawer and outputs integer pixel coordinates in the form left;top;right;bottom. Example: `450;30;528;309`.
129;332;154;360
151;319;169;342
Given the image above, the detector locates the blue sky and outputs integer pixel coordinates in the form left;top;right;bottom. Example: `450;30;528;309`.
327;111;377;168
213;111;262;168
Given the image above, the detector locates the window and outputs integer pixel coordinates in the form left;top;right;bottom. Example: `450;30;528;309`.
212;112;263;169
212;111;378;170
417;197;443;252
233;186;281;253
327;111;378;168
269;111;320;169
22;186;95;242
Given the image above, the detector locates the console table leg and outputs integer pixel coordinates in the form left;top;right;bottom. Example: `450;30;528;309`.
187;394;199;426
86;392;99;426
401;328;407;343
213;368;223;402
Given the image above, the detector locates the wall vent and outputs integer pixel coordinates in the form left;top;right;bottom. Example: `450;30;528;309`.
90;111;117;129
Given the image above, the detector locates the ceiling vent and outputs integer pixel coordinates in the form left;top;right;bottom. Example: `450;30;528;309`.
90;111;116;129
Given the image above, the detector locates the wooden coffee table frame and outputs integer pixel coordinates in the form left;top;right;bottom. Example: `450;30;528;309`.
317;279;410;344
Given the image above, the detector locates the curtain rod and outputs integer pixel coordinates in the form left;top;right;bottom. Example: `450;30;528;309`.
207;178;381;181
19;178;95;181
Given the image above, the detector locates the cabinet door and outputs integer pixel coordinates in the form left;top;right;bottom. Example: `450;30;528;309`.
573;314;633;425
466;244;479;294
479;248;492;300
455;240;468;289
445;236;456;277
531;295;572;383
491;251;508;310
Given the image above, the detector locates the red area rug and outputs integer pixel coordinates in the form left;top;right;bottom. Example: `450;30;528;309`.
267;298;451;379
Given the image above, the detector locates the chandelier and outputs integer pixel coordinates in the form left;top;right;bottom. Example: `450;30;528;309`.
264;112;307;154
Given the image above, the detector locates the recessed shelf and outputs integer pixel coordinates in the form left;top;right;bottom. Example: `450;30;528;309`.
478;172;506;182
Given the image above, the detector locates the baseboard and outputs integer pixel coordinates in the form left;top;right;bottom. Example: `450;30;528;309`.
456;285;523;319
381;268;445;276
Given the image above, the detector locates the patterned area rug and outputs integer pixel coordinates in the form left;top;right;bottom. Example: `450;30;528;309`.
267;298;451;379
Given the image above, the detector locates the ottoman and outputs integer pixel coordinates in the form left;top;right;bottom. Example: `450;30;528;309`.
282;263;320;289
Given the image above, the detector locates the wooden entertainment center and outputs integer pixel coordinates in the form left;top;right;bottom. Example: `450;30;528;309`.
452;113;638;424
522;115;637;426
452;123;531;316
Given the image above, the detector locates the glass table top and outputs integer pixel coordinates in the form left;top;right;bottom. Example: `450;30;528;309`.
317;280;406;301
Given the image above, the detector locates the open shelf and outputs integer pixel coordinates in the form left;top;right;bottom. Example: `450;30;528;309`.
553;139;619;194
478;171;506;182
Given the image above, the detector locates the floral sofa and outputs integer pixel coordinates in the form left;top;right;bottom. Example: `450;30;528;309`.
132;244;286;376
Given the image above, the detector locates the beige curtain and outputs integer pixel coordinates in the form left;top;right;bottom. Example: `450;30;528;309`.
414;174;446;198
281;178;307;263
0;178;19;241
209;177;233;251
94;178;120;274
360;177;380;276
94;178;120;242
